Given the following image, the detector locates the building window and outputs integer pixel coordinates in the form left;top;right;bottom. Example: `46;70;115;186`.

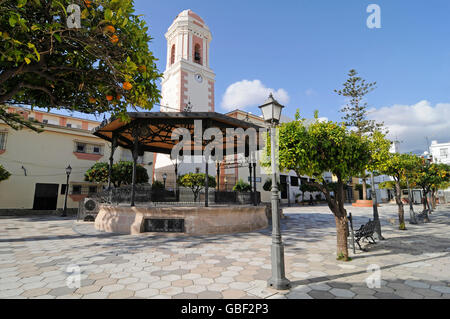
170;44;175;65
72;185;82;194
440;148;448;159
43;119;48;124
194;44;201;64
66;123;72;128
76;142;86;153
290;176;299;187
88;186;97;194
195;167;200;174
0;131;7;150
61;184;67;195
74;142;103;155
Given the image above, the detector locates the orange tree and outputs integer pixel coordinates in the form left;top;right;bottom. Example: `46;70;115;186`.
274;111;371;260
178;173;216;202
378;153;421;230
410;160;450;218
0;0;161;130
85;161;148;187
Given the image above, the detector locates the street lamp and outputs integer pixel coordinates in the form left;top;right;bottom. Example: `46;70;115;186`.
162;173;167;189
259;93;290;290
62;165;72;217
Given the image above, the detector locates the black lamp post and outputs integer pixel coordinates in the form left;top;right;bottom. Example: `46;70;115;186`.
62;165;72;217
162;173;167;189
259;93;290;290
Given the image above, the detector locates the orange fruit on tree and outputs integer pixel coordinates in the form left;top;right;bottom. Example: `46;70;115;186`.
138;65;147;73
116;94;121;100
123;82;132;90
88;97;96;104
84;0;92;8
106;95;113;101
110;34;119;44
104;25;115;33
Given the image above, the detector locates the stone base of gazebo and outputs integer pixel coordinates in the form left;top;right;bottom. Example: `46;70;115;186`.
94;204;268;235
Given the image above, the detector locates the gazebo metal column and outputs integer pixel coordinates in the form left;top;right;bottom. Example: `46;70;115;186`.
131;129;139;207
248;161;253;197
205;155;209;207
253;162;257;206
108;133;117;202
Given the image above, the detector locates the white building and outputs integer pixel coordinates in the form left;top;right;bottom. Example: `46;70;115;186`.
430;140;450;165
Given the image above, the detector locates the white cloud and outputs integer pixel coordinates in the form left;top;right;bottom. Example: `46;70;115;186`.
220;79;289;110
368;100;450;153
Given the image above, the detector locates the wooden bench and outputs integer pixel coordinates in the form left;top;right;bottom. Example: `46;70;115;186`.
354;219;376;251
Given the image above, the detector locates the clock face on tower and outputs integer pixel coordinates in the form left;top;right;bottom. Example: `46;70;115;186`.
194;73;203;83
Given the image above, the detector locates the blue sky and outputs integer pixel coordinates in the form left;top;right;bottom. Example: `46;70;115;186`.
47;0;450;152
140;0;450;152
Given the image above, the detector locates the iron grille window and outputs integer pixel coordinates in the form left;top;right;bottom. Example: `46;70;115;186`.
290;176;299;186
75;142;103;155
76;142;86;153
88;186;97;194
72;185;82;194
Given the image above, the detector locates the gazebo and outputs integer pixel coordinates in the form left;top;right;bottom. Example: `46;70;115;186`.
92;111;264;207
90;111;269;235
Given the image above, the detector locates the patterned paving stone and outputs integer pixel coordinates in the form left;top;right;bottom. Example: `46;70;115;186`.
197;291;223;299
1;204;450;299
308;290;335;299
430;285;450;294
75;285;102;295
329;288;355;298
48;287;77;297
101;284;125;293
374;292;404;299
82;292;110;299
21;287;51;298
108;289;134;299
134;288;160;298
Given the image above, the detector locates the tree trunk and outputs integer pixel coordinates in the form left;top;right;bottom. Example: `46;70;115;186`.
362;179;367;200
422;192;431;222
395;181;406;230
335;214;349;261
422;194;427;211
431;190;437;210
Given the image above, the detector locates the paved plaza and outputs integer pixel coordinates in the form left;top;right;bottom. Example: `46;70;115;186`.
0;204;449;299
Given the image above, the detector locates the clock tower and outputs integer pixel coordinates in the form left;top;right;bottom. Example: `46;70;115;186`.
160;10;215;112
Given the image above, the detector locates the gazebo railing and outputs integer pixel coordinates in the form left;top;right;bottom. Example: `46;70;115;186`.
86;185;260;207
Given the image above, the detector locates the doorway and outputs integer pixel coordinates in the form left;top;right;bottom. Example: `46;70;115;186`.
33;183;59;210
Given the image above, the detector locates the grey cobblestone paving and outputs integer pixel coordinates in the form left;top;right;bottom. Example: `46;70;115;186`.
0;204;449;299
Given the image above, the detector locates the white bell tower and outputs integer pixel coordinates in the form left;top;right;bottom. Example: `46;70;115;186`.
160;10;215;112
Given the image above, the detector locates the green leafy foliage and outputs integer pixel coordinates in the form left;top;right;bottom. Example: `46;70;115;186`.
232;179;252;192
1;0;161;130
84;160;149;187
335;69;383;136
0;164;11;182
272;112;372;260
178;173;216;201
151;180;164;190
262;178;281;192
